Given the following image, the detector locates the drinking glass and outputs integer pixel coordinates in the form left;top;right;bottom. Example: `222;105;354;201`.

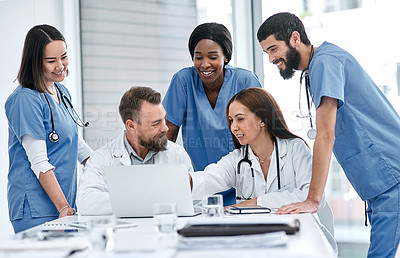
153;203;178;234
202;194;224;217
87;217;115;252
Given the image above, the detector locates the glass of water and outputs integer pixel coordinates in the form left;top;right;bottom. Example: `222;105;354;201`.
153;203;178;234
202;194;224;217
87;217;115;252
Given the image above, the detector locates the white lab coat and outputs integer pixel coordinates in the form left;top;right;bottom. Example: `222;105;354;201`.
77;133;193;215
190;137;331;221
193;137;336;251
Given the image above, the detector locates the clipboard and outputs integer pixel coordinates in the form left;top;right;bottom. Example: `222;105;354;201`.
178;218;300;237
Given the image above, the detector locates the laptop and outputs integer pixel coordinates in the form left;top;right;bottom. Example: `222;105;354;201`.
104;164;197;218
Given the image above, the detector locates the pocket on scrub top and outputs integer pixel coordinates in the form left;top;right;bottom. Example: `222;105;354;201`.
341;144;391;199
53;168;68;185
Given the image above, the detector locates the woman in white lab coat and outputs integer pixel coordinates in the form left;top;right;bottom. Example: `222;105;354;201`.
189;88;333;231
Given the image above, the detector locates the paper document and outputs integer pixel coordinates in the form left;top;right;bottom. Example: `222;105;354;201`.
0;237;89;251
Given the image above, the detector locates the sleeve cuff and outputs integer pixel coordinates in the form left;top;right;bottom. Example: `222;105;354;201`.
32;162;55;179
77;134;94;163
78;146;93;163
189;171;205;200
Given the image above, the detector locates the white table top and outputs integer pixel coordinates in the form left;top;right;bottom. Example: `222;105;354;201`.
1;213;336;258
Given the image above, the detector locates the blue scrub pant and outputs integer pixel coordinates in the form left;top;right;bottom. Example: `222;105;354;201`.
11;198;58;234
367;183;400;258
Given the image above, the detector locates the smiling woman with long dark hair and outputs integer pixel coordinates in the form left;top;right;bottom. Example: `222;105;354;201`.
5;24;93;233
188;88;334;244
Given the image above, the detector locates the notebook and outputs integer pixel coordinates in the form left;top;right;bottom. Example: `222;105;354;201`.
104;164;196;217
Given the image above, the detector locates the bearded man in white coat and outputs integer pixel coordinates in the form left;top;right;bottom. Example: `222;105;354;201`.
77;86;193;215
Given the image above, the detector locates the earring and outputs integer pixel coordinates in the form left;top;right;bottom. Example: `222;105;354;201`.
260;123;264;127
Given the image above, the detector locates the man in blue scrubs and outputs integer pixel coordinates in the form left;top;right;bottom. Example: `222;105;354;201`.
257;12;400;257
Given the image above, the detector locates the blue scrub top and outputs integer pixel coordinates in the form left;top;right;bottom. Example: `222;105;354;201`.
309;42;400;200
163;65;262;171
5;83;79;221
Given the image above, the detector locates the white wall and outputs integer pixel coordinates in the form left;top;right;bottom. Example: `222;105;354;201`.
0;0;81;239
80;0;196;150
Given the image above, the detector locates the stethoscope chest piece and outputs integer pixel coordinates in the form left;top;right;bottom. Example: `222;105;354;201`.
307;128;317;140
44;83;89;144
49;131;59;143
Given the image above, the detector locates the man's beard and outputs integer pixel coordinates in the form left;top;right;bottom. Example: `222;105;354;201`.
138;132;168;152
279;46;301;80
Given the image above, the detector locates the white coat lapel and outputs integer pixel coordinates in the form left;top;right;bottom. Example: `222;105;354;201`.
266;138;287;192
112;133;131;166
277;138;287;172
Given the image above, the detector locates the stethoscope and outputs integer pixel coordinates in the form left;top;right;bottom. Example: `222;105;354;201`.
43;83;89;143
297;45;317;140
236;137;281;201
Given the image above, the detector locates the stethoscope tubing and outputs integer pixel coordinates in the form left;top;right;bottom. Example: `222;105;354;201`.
43;83;88;143
236;138;281;200
299;45;317;139
54;84;88;128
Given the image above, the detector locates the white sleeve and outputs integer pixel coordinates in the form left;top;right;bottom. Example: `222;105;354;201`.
178;146;194;172
21;134;55;178
77;133;93;163
164;142;194;172
257;188;309;209
77;148;113;215
190;151;238;200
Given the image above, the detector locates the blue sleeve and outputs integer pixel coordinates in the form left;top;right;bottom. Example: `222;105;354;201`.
162;70;188;127
243;71;262;89
6;90;47;142
310;55;345;109
228;67;262;91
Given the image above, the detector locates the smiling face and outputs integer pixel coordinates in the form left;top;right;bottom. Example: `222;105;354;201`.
228;101;264;146
42;40;68;89
135;101;169;152
259;35;301;79
193;39;226;88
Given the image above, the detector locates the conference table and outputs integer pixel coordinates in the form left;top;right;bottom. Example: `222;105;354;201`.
0;213;337;258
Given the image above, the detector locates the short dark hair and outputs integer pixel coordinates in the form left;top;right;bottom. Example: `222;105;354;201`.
18;24;67;93
226;88;305;149
119;86;161;124
257;12;310;46
188;22;233;66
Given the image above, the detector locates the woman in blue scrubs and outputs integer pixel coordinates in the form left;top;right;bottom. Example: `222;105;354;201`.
162;23;262;205
5;25;93;233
